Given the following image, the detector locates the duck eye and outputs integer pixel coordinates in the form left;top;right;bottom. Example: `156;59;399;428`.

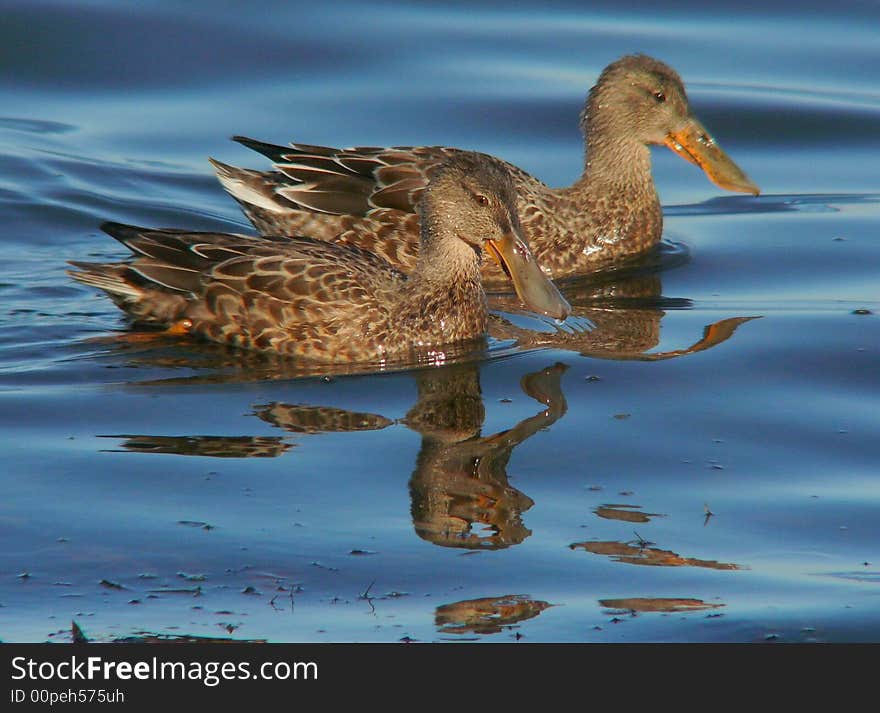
653;91;666;103
474;194;489;206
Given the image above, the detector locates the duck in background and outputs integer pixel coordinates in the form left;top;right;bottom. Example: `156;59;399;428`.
211;54;759;285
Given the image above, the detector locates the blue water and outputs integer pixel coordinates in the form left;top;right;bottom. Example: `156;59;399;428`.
1;0;878;643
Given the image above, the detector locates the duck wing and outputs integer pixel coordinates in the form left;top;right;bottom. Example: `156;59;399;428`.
231;136;460;216
70;222;406;345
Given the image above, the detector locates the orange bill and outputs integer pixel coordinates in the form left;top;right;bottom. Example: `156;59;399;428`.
664;118;760;195
486;232;571;321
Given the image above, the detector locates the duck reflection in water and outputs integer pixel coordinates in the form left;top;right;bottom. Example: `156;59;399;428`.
403;361;567;549
258;361;569;550
104;361;569;551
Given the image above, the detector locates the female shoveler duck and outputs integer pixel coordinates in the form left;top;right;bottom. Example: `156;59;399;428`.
211;54;759;286
69;153;570;362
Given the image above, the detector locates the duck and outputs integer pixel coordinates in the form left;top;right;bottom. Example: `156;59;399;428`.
68;152;570;362
211;54;759;286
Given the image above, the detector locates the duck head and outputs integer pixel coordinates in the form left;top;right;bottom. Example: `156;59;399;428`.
420;153;572;321
582;54;759;195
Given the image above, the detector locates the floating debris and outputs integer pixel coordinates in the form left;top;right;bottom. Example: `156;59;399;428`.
310;561;339;572
71;620;88;644
178;520;215;530
147;586;202;596
114;631;265;643
593;504;664;524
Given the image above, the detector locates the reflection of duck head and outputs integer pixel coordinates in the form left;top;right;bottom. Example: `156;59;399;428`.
407;362;568;550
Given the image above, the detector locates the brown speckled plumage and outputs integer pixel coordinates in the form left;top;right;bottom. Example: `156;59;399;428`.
69;153;566;362
213;54;758;286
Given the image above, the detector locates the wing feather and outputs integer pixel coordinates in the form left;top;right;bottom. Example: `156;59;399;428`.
232;137;457;216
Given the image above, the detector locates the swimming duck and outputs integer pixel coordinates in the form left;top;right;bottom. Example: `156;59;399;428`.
212;54;759;285
69;153;570;362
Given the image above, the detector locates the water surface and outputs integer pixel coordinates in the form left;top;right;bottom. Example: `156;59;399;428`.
1;0;878;643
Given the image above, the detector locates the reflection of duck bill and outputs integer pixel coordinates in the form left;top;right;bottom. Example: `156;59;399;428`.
485;231;571;321
664;118;760;195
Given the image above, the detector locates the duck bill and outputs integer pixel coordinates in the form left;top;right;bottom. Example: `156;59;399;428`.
486;232;571;321
664;118;760;195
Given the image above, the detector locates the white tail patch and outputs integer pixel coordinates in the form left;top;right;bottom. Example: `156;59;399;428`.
212;162;286;214
71;271;142;298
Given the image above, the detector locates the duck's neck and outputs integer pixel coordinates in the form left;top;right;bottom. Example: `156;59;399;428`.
395;223;488;343
554;119;664;263
575;132;657;200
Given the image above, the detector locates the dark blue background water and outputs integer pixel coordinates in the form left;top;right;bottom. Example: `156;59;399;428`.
1;0;878;642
